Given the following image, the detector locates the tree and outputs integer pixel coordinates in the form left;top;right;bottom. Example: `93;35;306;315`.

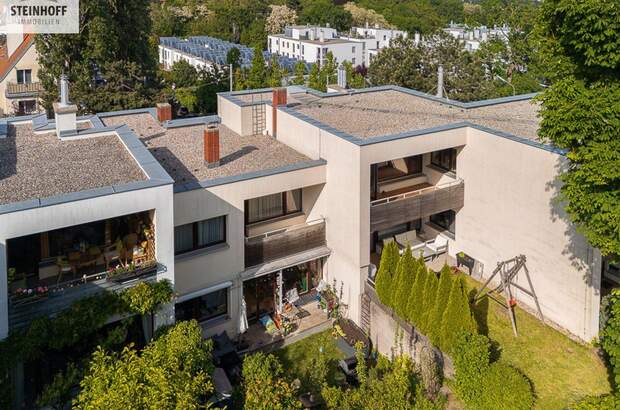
266;5;298;34
37;363;82;410
291;61;307;85
344;3;392;28
419;269;439;334
407;259;428;327
307;63;322;91
35;0;157;113
425;265;453;346
246;46;267;89
537;0;620;256
392;247;415;317
342;61;366;89
374;241;399;307
299;0;353;32
226;47;241;70
242;352;301;410
439;276;476;353
319;52;338;88
268;55;285;87
74;321;214;409
170;60;198;88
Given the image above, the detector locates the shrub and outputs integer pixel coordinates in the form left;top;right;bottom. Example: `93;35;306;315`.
427;265;453;346
600;288;620;387
375;241;399;307
573;394;618;410
453;332;491;407
392;247;416;318
439;276;476;353
408;261;428;327
242;352;300;410
419;270;439;334
480;362;534;410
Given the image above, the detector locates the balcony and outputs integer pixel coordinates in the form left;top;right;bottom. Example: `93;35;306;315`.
5;81;43;98
245;218;326;268
370;179;464;232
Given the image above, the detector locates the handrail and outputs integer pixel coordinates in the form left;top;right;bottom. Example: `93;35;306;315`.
245;218;325;242
371;178;463;207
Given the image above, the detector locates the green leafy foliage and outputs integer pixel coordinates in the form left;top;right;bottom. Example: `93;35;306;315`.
36;362;82;410
573;394;618;410
392;247;415;318
291;61;307;85
537;0;620;256
74;320;214;409
121;280;174;315
226;47;241;69
427;265;453;346
600;289;620;387
242;352;301;410
453;331;535;409
419;270;439;334
307;63;323;91
299;0;353;31
439;276;476;353
374;241;399;307
408;259;428;327
170;60;199;88
342;61;366;89
246;46;267;89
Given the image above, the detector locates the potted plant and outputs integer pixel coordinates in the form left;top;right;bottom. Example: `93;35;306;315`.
456;251;475;274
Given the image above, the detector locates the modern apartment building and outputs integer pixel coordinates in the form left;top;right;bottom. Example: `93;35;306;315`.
443;22;510;52
341;24;409;66
0;33;43;116
0;80;611;370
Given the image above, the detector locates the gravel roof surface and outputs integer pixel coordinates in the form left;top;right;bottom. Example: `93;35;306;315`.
293;89;540;140
0;125;146;205
102;113;311;185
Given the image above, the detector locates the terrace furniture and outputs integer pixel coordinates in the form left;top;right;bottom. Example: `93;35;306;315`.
410;235;448;260
376;236;396;254
394;230;418;251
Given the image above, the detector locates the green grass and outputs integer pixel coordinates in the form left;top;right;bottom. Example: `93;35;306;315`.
273;330;345;391
464;275;612;409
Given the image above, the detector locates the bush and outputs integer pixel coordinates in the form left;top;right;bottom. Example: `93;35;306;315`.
439;276;476;353
392;247;416;318
480;362;534;410
427;265;453;346
375;241;399;307
573;394;618;410
600;288;620;387
242;352;300;410
453;332;491;406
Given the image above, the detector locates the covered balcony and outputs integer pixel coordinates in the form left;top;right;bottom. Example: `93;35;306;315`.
6;210;161;328
243;188;327;268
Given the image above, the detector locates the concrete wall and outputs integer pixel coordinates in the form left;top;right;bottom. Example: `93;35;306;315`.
0;184;175;339
453;127;601;341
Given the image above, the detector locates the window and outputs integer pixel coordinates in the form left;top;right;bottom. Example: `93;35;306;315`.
377;155;423;182
16;69;32;84
352;58;356;65
175;288;228;323
431;148;457;173
17;100;36;115
352;46;356;53
430;210;455;234
174;216;226;255
245;189;302;224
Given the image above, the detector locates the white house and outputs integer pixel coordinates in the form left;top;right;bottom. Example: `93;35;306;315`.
342;25;408;66
443;23;511;52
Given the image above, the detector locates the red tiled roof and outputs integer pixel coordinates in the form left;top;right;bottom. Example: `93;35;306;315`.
0;34;35;82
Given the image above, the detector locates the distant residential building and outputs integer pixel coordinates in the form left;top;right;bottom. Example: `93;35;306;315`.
443;22;510;52
0;33;43;117
159;36;306;73
342;24;408;66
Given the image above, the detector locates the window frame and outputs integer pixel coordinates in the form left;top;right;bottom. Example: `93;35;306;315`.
174;215;227;256
430;148;457;173
245;189;303;225
429;210;456;235
175;287;229;323
16;69;32;84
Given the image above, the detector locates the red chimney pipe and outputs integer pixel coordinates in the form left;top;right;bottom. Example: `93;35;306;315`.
156;103;172;123
271;88;287;137
204;125;220;168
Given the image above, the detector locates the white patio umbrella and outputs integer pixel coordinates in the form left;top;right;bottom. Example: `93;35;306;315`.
239;296;248;334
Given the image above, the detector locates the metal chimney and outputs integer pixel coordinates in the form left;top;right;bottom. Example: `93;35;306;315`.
436;65;444;99
60;74;70;106
337;64;347;89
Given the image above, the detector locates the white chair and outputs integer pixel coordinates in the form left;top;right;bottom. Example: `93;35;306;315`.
428;235;448;255
410;235;449;259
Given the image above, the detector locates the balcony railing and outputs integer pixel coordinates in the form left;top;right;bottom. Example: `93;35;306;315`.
245;218;326;267
370;179;465;232
5;81;43;97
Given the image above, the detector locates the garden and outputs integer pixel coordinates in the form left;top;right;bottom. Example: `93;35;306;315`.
373;242;614;409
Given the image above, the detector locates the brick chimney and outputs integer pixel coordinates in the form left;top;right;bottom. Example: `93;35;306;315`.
271;88;287;138
156;103;172;123
204;125;220;168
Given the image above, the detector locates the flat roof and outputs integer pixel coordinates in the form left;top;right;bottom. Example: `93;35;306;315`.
101;113;312;187
0;123;146;206
292;88;540;141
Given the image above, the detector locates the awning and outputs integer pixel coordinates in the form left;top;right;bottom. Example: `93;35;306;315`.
239;245;331;281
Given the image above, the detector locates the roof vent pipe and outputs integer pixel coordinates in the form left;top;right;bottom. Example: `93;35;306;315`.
59;74;70;106
337;64;347;89
436;65;444;99
319;30;325;42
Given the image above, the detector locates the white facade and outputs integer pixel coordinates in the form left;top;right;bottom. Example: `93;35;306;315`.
443;23;511;52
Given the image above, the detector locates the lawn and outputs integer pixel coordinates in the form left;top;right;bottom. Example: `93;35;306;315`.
273;330;345;392
463;275;612;409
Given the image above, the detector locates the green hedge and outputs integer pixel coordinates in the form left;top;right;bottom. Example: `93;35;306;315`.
573;394;618;410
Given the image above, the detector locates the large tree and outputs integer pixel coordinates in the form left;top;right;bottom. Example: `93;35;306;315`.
35;0;157;114
299;0;353;32
74;321;214;409
537;0;620;256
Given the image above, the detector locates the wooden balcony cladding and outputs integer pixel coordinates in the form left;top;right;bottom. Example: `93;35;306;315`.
245;219;326;267
370;180;465;232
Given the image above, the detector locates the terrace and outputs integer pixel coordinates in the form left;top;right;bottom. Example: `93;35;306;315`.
6;210;160;328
